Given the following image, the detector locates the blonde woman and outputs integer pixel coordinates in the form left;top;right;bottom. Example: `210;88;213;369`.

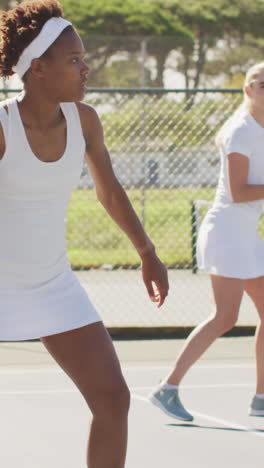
149;62;264;421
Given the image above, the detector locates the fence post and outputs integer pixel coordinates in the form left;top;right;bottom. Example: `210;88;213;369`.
191;200;198;274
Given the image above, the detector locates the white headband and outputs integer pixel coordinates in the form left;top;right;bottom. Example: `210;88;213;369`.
13;17;72;79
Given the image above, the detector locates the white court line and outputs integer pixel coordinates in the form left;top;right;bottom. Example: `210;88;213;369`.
0;367;62;375
131;383;254;391
132;393;264;439
0;389;76;395
190;410;264;439
1;387;263;441
124;363;255;370
0;382;254;395
0;388;262;441
0;362;255;374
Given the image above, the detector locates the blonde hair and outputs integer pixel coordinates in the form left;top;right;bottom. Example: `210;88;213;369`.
216;62;264;147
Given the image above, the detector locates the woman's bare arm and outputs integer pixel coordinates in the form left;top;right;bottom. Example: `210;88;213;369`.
77;102;169;306
228;152;264;202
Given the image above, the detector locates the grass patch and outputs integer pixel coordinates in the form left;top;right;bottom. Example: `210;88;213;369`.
66;187;215;268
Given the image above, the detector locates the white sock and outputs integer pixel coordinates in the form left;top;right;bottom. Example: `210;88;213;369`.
160;382;178;390
256;393;264;399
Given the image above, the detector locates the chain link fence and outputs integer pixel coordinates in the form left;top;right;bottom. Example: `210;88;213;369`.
0;88;259;328
74;89;243;268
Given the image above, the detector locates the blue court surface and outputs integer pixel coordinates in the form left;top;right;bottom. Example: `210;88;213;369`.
0;336;262;467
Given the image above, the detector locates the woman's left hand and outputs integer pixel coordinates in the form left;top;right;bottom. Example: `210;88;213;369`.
141;253;169;307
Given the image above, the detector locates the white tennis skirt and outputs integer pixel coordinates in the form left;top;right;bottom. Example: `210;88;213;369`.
196;203;264;279
0;266;101;341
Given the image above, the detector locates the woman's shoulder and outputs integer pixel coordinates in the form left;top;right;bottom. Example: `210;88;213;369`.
75;101;99;122
230;112;252;130
220;112;257;158
72;102;103;142
224;113;254;142
75;101;103;136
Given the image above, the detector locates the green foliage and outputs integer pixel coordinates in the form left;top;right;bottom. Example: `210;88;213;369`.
89;57;153;88
61;0;193;87
66;188;215;268
4;0;264;87
204;43;264;81
100;95;222;152
62;0;191;38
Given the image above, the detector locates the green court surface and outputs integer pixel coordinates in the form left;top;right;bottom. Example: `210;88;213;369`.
0;336;262;467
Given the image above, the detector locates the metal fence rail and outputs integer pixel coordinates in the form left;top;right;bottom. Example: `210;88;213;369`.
1;88;257;328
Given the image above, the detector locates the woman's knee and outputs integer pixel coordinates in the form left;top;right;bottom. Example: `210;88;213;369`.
111;379;131;415
211;310;238;334
85;378;130;418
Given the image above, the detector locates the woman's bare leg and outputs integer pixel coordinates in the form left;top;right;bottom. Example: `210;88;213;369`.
41;321;130;468
245;276;264;393
166;275;244;385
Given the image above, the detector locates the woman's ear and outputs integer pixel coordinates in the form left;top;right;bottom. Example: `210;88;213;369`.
30;58;47;78
244;85;251;97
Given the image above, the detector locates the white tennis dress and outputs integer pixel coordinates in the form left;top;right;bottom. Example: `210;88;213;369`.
0;95;101;340
197;111;264;279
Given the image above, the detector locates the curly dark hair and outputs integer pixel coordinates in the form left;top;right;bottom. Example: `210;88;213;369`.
0;0;64;78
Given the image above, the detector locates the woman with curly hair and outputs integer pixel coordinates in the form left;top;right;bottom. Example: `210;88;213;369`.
0;1;169;466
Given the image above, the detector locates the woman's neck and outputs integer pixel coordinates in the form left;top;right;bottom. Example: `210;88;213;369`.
248;105;264;128
18;90;62;131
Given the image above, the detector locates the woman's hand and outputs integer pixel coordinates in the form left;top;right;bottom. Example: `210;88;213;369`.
141;251;169;307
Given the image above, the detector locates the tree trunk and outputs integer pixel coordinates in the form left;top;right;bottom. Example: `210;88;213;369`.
153;50;168;88
186;32;207;110
193;32;206;89
183;53;190;102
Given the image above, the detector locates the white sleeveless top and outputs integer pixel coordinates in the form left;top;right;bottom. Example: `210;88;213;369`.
0;95;100;340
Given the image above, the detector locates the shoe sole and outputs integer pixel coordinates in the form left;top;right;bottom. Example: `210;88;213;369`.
149;394;194;422
249;408;264;417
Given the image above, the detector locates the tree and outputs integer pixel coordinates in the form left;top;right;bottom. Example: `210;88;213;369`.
4;0;264;89
170;0;225;89
194;0;264;87
89;56;153;88
61;0;193;87
166;0;264;93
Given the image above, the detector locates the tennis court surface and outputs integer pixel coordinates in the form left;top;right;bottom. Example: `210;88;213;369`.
0;336;262;467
